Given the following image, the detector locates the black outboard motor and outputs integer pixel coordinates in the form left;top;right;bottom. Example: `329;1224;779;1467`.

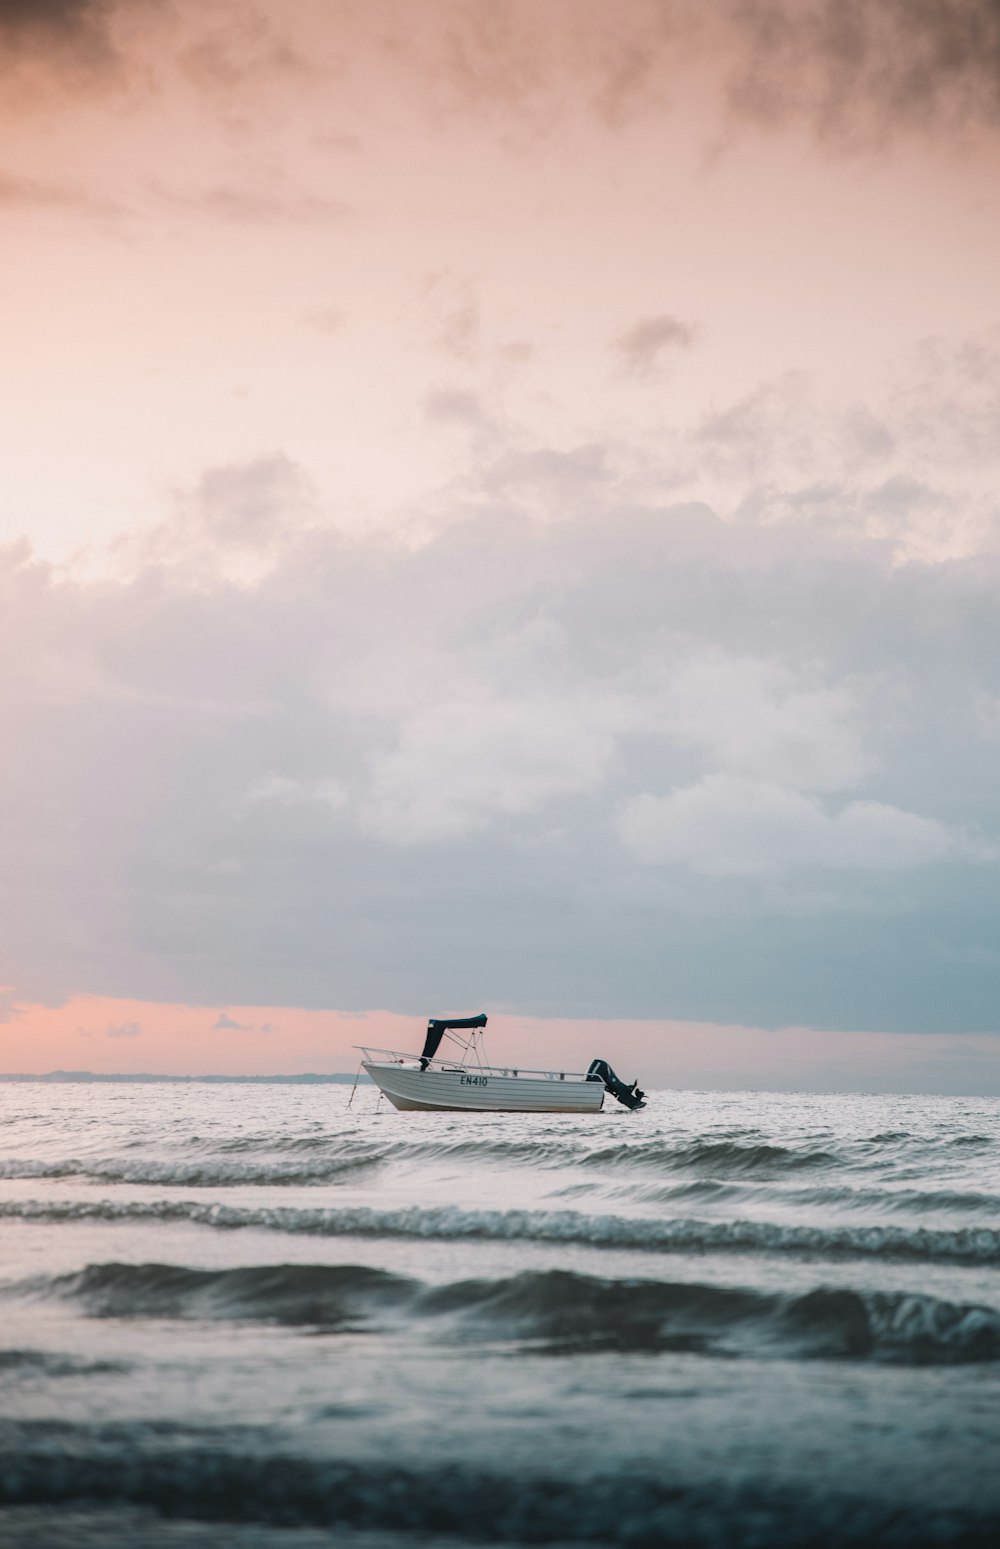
587;1058;647;1111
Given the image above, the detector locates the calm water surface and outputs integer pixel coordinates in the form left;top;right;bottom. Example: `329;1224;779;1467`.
1;1083;999;1547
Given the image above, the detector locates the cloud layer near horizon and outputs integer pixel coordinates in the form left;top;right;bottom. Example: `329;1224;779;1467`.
4;369;1000;1033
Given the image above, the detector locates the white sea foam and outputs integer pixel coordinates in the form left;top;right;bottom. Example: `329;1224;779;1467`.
2;1196;999;1265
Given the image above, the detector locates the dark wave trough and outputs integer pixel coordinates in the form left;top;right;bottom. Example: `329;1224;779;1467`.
1;1420;998;1548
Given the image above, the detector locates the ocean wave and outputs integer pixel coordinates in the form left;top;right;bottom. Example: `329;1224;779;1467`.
4;1196;1000;1266
215;1134;578;1166
579;1139;843;1177
29;1260;1000;1365
0;1350;127;1379
624;1179;1000;1216
422;1268;1000;1364
3;1126;995;1189
217;1133;357;1154
0;1156;385;1187
0;1136;870;1189
48;1261;418;1328
400;1134;846;1177
0;1419;998;1545
788;1185;1000;1217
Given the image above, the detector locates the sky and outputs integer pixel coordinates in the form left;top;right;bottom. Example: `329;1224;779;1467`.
2;0;1000;1090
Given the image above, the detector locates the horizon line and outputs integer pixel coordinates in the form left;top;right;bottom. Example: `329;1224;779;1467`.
0;1070;368;1083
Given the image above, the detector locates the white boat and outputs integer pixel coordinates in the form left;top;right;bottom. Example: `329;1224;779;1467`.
356;1015;646;1114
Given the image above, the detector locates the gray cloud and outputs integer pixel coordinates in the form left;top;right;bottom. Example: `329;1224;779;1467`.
131;453;316;572
378;0;1000;148
6;2;999;158
616;313;700;375
3;405;1000;1037
724;0;1000;146
187;455;312;548
423;388;489;427
0;168;121;215
428;284;481;361
0;0;111;46
0;0;126;84
176;19;311;99
301;304;345;335
617;778;987;879
2;338;998;1036
105;1020;142;1038
0;988;25;1023
155;182;352;226
215;1011;277;1033
682;341;1000;564
0;0;309;117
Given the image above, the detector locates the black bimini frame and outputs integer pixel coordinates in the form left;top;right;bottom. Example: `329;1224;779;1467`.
419;1014;489;1070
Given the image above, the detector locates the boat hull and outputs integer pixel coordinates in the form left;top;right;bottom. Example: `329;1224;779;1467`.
363;1063;605;1113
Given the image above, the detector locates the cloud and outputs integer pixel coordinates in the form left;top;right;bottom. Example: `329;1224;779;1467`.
0;0;311;119
436;298;480;360
191;455;312;546
0;167;123;217
4;417;1000;1033
0;0;115;57
418;272;482;360
5;1;1000;160
616;776;983;878
649;653;871;792
358;0;1000;149
105;1020;141;1037
722;0;1000;148
0;987;25;1023
155;182;352;226
0;0;142;94
214;1011;277;1033
176;12;310;99
237;775;347;813
361;693;624;844
616;313;699;375
133;453;316;574
680;342;1000;559
481;444;613;516
424;388;488;426
301;304;345;335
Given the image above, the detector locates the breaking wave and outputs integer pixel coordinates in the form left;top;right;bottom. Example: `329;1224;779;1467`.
577;1139;842;1177
0;1351;127;1379
0;1127;995;1190
13;1261;1000;1364
46;1261;418;1328
623;1179;1000;1215
3;1196;1000;1265
0;1156;384;1187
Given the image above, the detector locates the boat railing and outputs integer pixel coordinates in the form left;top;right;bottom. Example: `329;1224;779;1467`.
354;1045;588;1081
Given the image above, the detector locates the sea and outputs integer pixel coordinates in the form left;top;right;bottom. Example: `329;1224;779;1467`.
1;1081;999;1549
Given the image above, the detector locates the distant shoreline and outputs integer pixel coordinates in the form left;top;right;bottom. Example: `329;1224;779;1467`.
0;1071;371;1084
